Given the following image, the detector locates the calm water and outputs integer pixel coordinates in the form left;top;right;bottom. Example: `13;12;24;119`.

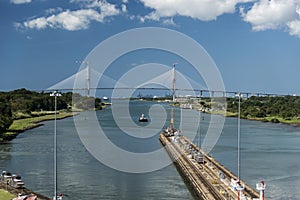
1;101;300;199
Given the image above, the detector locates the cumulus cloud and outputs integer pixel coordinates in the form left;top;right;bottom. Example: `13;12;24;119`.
45;7;64;15
10;0;31;4
20;0;122;31
241;0;299;31
24;17;48;29
140;0;253;21
14;0;300;38
138;0;300;38
240;0;300;38
162;18;177;26
121;4;127;13
287;20;300;36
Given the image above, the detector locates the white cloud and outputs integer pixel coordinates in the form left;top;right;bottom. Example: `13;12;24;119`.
45;7;64;15
162;18;177;26
121;4;127;13
47;9;101;31
99;1;120;16
10;0;31;4
287;20;300;36
139;16;145;23
138;0;300;37
241;0;299;31
24;17;48;29
140;0;253;21
20;1;121;31
240;0;300;37
288;5;300;36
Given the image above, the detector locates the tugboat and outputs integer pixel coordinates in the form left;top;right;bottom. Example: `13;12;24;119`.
138;113;148;122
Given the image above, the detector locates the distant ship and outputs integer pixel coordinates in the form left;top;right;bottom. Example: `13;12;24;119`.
139;113;148;122
103;96;109;100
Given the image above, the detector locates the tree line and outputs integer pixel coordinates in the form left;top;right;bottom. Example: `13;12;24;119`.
0;88;102;134
227;95;300;120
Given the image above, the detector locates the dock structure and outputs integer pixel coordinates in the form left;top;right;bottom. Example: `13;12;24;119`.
160;133;263;200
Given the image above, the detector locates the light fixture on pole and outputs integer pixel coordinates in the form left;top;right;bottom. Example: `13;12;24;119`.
50;91;61;200
198;91;202;148
172;63;177;102
235;92;244;199
236;92;242;180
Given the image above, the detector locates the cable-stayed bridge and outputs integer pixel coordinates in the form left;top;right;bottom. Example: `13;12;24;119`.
46;65;291;98
47;65;207;98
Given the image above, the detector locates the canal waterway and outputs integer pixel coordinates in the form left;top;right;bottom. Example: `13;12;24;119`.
0;100;300;199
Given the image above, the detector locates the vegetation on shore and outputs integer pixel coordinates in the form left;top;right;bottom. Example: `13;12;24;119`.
142;95;300;125
0;88;103;142
9;111;75;132
0;189;16;200
2;88;300;142
174;95;300;125
225;95;300;124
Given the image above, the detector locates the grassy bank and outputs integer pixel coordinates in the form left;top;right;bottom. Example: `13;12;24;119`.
0;189;16;200
0;111;76;143
9;112;75;131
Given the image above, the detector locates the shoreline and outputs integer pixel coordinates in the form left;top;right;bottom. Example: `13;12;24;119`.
0;111;77;144
173;102;300;127
0;182;51;200
207;110;300;126
0;111;79;199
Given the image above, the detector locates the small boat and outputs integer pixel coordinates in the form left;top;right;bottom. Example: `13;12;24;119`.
139;113;148;122
1;171;12;182
11;174;25;188
1;171;26;189
103;96;109;100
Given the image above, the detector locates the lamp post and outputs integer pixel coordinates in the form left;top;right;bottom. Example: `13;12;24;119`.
50;91;61;200
198;92;202;148
237;93;241;180
235;92;245;200
172;63;177;102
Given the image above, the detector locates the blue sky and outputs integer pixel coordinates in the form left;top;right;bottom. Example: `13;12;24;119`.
1;0;300;95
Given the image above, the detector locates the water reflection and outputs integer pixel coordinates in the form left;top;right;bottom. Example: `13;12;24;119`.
0;101;300;199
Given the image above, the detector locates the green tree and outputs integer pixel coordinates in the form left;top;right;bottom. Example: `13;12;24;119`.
0;101;13;134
